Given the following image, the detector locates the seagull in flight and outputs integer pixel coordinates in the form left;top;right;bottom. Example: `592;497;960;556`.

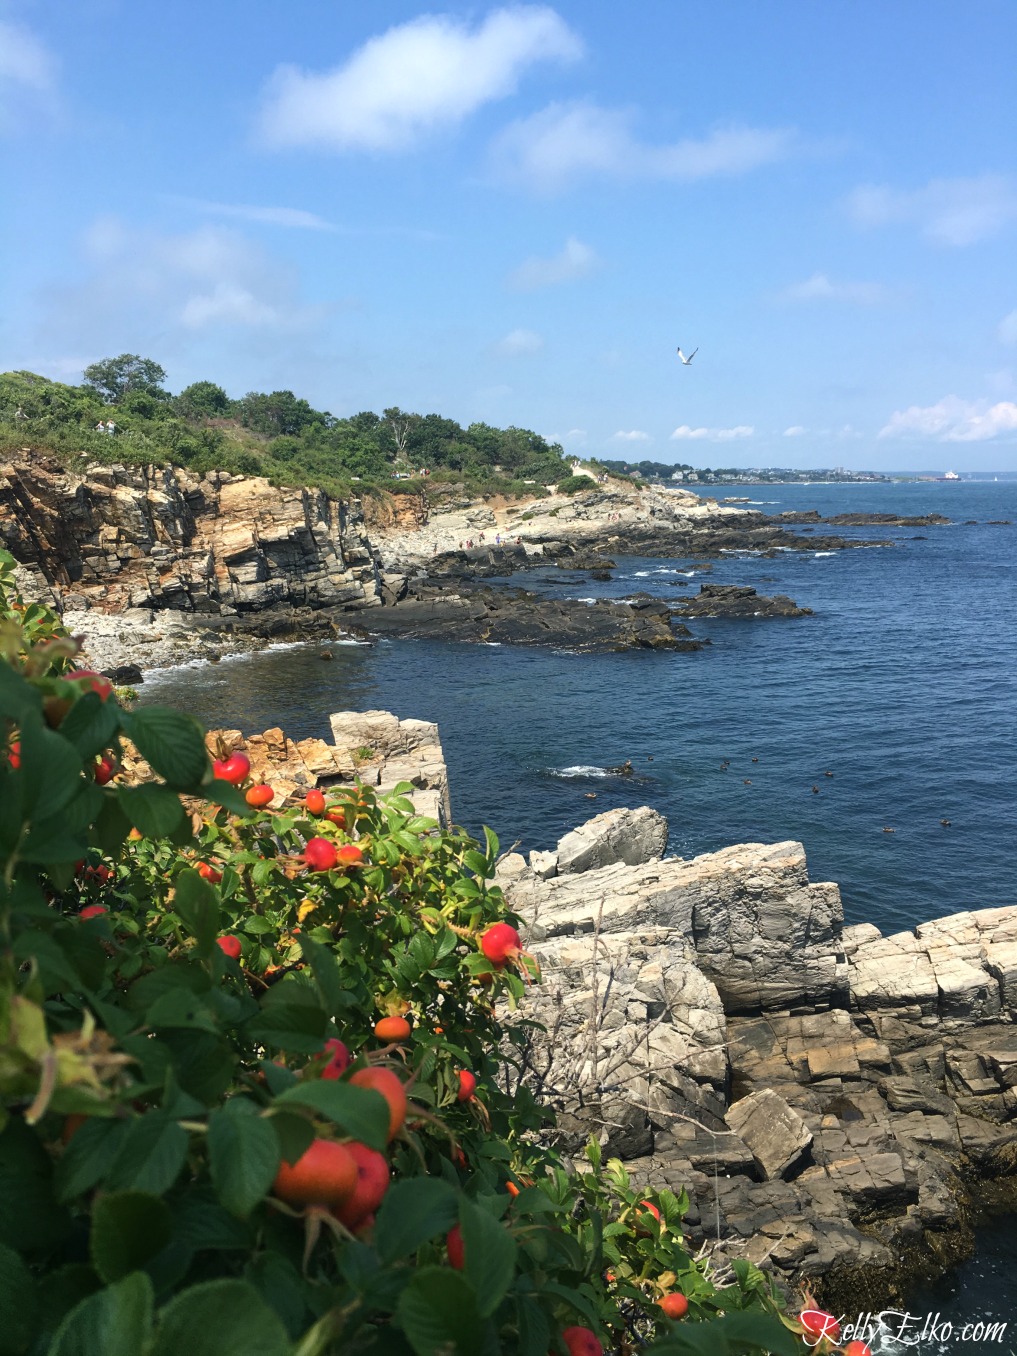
676;346;698;365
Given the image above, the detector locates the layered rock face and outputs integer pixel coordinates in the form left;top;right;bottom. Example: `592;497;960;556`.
498;811;1017;1305
1;454;382;614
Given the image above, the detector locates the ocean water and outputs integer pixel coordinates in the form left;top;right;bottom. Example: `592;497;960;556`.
139;479;1017;1345
142;480;1017;934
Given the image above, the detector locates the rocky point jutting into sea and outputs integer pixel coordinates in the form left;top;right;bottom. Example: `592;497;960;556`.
141;707;1017;1314
0;451;890;672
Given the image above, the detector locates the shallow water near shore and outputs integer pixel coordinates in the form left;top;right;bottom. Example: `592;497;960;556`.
139;479;1017;1340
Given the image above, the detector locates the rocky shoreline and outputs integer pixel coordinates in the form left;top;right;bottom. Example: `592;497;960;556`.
196;711;1017;1313
2;452;856;672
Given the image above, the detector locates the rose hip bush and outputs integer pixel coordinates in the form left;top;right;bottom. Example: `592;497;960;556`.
0;550;819;1356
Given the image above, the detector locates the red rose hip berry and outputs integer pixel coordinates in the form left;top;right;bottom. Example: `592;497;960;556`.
304;837;338;871
213;751;251;785
562;1326;603;1356
480;922;522;967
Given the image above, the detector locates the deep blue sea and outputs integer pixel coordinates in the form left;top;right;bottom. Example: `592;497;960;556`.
140;479;1017;1349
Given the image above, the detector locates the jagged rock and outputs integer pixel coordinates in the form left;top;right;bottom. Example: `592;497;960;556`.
725;1090;814;1180
0;454;383;615
555;806;668;874
672;583;813;619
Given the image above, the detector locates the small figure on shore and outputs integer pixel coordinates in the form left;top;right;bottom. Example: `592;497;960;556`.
95;420;106;433
105;419;116;435
14;406;26;422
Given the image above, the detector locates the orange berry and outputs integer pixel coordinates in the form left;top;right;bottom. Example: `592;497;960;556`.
374;1015;412;1042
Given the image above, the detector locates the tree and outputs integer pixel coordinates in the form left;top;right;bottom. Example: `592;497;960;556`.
174;380;232;420
382;406;419;456
237;390;320;437
82;354;168;404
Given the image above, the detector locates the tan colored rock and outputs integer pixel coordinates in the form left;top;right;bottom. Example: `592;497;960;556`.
725;1089;814;1180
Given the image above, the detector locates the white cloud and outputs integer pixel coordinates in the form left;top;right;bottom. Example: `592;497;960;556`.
0;19;58;129
878;396;1017;442
783;426;806;437
999;309;1017;346
34;218;321;364
612;429;650;442
169;197;334;230
496;327;543;355
846;175;1017;246
780;272;887;305
491;100;795;192
507;236;600;290
258;6;582;152
671;424;754;441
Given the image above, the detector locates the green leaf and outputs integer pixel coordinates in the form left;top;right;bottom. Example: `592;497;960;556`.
118;784;185;839
105;1114;189;1195
208;1101;281;1218
156;1030;236;1105
273;1081;389;1153
0;660;37;721
89;1190;172;1283
460;1197;517;1318
245;976;328;1053
92;793;131;859
650;1313;803;1356
58;692;121;761
148;1280;290;1356
270;1111;315;1168
0;1117;71;1252
295;933;344;1017
0;1242;38;1355
172;869;220;957
396;1267;484;1356
47;1271;153;1356
173;1194;254;1252
55;1117;131;1202
121;706;210;790
374;1178;459;1264
18;709;84;821
145;988;220;1033
514;1296;550;1356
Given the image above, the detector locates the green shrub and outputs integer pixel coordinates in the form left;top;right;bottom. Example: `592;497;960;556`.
0;549;799;1355
556;475;597;495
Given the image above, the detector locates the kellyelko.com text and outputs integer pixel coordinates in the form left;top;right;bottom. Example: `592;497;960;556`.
838;1312;1008;1347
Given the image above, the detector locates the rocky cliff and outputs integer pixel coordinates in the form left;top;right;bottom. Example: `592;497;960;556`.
1;452;385;615
499;814;1017;1309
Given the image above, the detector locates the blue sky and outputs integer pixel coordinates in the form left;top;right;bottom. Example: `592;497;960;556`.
2;1;1016;472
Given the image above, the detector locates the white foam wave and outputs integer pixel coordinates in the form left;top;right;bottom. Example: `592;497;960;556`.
813;551;836;558
549;765;611;779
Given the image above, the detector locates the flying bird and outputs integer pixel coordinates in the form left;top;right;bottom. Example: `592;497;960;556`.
676;346;698;365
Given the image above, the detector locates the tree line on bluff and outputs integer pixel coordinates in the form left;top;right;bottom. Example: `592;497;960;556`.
0;354;575;498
